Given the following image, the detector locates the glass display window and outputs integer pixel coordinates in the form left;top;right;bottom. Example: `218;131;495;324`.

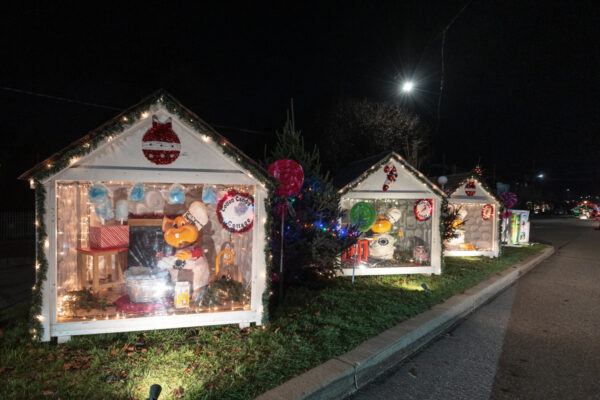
340;198;434;268
55;180;256;322
445;203;495;252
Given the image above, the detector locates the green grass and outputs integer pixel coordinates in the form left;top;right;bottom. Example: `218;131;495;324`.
0;244;545;400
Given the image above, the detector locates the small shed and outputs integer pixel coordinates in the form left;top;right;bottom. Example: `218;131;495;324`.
335;152;445;276
19;90;274;342
440;174;501;257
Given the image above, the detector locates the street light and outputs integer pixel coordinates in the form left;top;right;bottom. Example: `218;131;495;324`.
537;173;544;179
401;81;414;93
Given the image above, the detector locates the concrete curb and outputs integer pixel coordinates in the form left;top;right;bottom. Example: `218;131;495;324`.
256;245;555;400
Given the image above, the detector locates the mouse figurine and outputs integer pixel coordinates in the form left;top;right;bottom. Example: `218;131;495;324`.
157;201;209;300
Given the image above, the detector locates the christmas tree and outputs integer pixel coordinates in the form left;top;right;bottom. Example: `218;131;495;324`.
265;102;357;292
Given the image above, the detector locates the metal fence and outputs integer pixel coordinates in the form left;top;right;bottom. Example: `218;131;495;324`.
0;211;35;239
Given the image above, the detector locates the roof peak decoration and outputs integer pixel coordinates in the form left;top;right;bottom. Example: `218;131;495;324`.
19;89;274;188
337;151;445;197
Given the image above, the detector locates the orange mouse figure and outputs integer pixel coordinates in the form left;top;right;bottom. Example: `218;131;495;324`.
157;201;209;298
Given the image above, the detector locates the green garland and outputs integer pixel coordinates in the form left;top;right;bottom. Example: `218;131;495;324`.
261;197;273;325
30;181;48;340
440;197;448;272
25;90;275;339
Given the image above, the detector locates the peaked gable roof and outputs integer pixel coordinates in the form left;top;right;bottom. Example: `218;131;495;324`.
436;173;500;204
335;151;445;197
19;90;275;187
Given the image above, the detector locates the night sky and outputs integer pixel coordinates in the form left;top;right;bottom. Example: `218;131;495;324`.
2;1;599;210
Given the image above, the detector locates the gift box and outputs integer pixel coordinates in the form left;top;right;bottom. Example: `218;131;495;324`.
89;225;129;249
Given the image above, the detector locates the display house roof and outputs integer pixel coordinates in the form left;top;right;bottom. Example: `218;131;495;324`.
334;151;445;197
19;89;276;187
434;173;500;204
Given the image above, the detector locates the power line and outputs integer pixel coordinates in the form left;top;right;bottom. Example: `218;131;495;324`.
1;86;122;110
1;86;270;135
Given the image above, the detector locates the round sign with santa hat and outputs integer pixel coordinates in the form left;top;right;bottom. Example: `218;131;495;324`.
142;116;181;165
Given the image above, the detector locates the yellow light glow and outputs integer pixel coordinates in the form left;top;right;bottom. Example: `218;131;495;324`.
141;111;150;119
29;179;35;189
44;239;49;249
122;116;128;121
69;157;79;165
36;314;45;321
202;135;210;142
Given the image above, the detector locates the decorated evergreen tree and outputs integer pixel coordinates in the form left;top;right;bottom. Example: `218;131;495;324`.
265;103;357;293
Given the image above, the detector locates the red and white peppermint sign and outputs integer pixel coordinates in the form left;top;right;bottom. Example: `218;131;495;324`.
465;180;476;197
142;116;181;165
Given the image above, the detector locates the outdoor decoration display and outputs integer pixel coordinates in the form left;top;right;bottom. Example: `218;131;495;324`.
267;159;304;299
502;209;531;245
19;91;272;342
337;152;444;276
442;175;501;257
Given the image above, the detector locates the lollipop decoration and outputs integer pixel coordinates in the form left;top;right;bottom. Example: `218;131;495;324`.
349;202;376;232
500;192;517;218
268;159;304;301
349;201;376;283
268;159;304;198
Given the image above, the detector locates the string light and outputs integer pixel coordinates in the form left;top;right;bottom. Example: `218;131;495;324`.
141;111;150;119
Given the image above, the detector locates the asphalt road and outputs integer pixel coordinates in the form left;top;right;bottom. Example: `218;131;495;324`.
349;217;600;400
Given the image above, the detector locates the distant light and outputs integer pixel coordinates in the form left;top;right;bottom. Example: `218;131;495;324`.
401;81;414;93
537;173;544;178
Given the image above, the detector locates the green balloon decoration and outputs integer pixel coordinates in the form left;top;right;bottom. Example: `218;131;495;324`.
350;202;377;232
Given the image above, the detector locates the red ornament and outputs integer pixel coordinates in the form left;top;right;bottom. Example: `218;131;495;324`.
142;116;181;165
465;180;476;197
482;204;494;220
268;159;304;197
382;164;398;191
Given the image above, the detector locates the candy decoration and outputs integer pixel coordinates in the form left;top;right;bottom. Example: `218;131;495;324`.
500;192;518;218
465;180;476;197
268;159;304;198
382;164;398;191
202;185;218;203
142;116;181;165
88;184;109;204
350;202;376;232
94;199;114;223
129;183;146;202
216;190;254;233
413;245;429;265
414;199;433;221
371;215;392;233
144;190;165;213
385;208;402;224
168;184;186;204
482;204;494;220
115;199;128;223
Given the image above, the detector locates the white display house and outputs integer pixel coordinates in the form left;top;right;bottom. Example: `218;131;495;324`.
20;91;273;342
335;152;445;276
440;175;501;257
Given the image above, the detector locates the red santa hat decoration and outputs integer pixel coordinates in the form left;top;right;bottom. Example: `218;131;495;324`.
142;116;181;165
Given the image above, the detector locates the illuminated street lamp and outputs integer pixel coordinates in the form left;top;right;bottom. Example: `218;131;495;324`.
401;81;414;93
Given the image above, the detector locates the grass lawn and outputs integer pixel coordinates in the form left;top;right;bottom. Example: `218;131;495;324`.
0;244;545;400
